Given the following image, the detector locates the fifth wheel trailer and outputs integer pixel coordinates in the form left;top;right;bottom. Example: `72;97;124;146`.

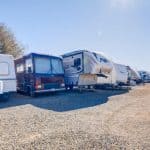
113;63;128;86
0;54;16;100
127;66;141;85
62;50;128;89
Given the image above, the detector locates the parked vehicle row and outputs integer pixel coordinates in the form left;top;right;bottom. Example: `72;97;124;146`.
62;50;141;89
138;71;150;83
0;50;149;99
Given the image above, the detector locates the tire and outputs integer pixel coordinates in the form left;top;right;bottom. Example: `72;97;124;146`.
65;85;69;90
88;85;90;89
27;87;36;97
69;85;74;90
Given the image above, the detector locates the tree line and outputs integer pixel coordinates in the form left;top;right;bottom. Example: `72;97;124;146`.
0;23;24;58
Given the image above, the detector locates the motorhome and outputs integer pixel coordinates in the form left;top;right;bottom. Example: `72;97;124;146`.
0;54;16;100
62;50;128;89
15;53;64;96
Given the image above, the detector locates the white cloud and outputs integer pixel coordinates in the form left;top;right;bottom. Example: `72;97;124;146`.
110;0;136;9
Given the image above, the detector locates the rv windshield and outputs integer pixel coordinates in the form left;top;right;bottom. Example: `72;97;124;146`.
35;57;64;74
35;57;51;74
51;58;64;74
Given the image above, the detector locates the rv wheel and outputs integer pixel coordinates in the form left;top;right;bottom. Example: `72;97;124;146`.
27;87;36;97
65;85;69;90
69;85;74;90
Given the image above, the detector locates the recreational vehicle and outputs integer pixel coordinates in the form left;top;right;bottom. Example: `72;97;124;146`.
62;50;127;89
15;53;64;96
127;66;141;85
113;63;128;86
138;71;150;83
0;54;16;100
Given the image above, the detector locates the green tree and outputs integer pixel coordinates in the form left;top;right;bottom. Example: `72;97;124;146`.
0;23;24;58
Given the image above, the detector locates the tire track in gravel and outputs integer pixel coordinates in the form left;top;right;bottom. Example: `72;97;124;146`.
103;100;137;135
102;87;150;149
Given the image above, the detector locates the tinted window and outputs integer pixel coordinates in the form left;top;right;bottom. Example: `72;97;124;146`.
16;64;24;73
74;58;81;67
94;53;109;63
100;58;108;63
25;58;33;73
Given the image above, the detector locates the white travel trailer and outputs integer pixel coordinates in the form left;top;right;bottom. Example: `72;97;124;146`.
62;50;128;89
127;66;141;85
0;54;16;100
114;63;128;86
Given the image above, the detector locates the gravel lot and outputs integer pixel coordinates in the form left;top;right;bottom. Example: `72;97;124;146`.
0;85;150;149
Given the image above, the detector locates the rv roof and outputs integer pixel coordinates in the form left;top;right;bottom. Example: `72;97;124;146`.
114;63;127;67
62;50;109;60
62;50;89;57
15;52;62;60
0;54;14;59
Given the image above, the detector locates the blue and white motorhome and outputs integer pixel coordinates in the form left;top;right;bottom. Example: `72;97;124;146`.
15;53;65;96
62;50;128;89
0;54;16;100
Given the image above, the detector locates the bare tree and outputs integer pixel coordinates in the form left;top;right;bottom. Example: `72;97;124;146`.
0;23;24;58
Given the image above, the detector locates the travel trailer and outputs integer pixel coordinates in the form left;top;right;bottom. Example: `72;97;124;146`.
127;66;141;85
0;54;16;100
113;63;128;86
62;50;128;89
15;53;64;96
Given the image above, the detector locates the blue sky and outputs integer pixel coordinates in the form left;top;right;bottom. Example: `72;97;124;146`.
0;0;150;70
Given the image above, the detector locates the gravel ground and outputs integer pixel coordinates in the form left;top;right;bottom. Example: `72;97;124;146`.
0;85;150;149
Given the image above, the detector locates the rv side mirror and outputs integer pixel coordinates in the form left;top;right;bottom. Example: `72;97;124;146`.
28;67;32;73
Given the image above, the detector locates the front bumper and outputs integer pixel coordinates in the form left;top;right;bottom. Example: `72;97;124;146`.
35;88;65;93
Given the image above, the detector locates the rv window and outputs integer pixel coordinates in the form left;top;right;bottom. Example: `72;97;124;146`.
25;58;33;73
16;64;24;73
95;53;109;63
51;58;64;74
74;58;81;67
35;57;51;74
100;58;108;63
93;53;97;59
0;62;9;75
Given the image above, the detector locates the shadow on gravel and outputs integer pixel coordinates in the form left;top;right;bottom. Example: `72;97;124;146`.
0;89;129;112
